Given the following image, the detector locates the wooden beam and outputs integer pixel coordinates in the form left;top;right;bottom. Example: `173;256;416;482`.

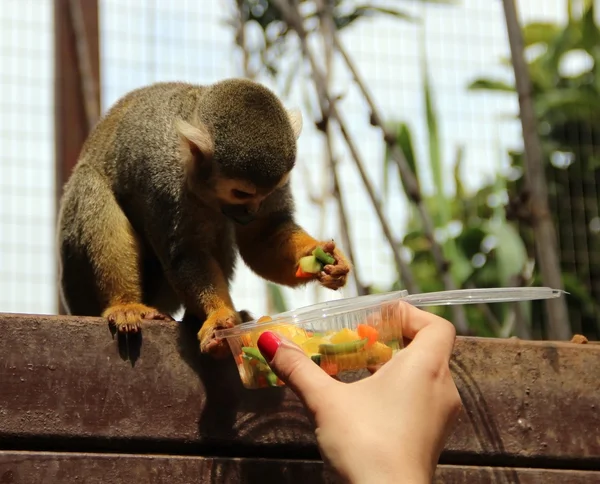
0;452;598;484
53;0;100;314
0;314;598;468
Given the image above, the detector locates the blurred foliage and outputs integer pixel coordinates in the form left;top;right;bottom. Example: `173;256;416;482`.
468;0;600;339
232;0;600;340
378;47;530;338
266;281;289;313
232;0;455;81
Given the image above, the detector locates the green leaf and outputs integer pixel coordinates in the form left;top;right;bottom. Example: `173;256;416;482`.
523;22;563;47
383;121;420;201
266;282;288;313
535;88;600;121
483;220;528;286
580;1;600;53
453;145;465;201
332;5;418;30
468;79;515;92
456;226;486;259
421;30;450;227
561;272;598;315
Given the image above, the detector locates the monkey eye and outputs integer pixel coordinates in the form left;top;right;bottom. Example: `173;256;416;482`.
232;189;253;199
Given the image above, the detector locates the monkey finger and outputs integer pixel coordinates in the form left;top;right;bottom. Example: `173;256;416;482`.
321;241;336;254
324;264;349;277
143;310;174;322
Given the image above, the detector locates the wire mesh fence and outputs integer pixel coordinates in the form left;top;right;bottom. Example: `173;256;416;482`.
0;0;55;315
0;0;596;339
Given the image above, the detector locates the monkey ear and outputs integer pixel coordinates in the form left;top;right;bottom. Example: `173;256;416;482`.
286;108;303;139
175;118;214;178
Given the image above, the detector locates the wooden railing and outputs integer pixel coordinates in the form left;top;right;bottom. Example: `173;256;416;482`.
1;313;598;483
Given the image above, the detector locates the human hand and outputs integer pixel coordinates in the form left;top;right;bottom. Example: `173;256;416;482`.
256;302;462;484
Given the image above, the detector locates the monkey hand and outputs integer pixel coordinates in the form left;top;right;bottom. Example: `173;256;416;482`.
198;307;242;358
300;240;350;290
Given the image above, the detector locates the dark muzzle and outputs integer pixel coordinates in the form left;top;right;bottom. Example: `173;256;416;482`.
221;204;256;225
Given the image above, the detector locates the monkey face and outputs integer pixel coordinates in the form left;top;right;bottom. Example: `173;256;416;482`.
214;173;290;225
220;203;258;225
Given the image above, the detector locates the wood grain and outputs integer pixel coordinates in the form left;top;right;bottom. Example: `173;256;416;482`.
0;313;598;468
0;452;598;484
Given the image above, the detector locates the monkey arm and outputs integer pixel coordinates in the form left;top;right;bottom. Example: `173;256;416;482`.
236;207;320;287
163;240;236;318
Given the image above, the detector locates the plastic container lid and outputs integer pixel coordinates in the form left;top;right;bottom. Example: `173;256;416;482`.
215;286;564;339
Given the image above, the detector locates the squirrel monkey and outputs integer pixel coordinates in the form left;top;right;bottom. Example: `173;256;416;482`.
57;79;350;357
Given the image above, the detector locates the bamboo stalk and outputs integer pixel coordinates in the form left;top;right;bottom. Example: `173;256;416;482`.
318;0;368;296
330;31;468;334
501;0;571;340
272;0;420;295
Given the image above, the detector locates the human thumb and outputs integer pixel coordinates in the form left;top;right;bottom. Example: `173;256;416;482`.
257;331;336;409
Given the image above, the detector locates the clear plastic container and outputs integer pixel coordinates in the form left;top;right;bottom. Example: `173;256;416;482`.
215;286;564;390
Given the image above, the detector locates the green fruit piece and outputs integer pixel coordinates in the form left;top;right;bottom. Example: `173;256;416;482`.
313;247;336;265
242;346;268;365
385;339;401;351
318;338;368;355
299;255;323;274
310;354;321;365
266;371;279;387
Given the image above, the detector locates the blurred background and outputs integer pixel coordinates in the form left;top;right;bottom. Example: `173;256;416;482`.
1;0;598;341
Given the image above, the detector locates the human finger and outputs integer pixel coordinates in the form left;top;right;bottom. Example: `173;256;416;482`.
257;331;337;411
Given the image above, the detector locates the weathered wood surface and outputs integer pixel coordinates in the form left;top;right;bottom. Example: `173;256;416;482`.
0;452;598;484
1;313;599;469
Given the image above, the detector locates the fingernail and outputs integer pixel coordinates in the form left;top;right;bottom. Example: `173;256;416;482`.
257;331;282;361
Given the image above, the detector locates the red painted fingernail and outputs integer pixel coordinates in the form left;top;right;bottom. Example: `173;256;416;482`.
257;331;282;361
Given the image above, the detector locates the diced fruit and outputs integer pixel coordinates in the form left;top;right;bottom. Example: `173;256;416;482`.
386;339;401;351
266;371;279;387
302;336;329;355
366;341;393;365
295;266;314;278
242;346;267;365
313;247;335;265
273;323;310;346
321;350;369;372
299;255;323;274
257;315;273;323
237;321;403;389
357;324;379;348
320;360;338;375
330;328;361;344
319;338;368;355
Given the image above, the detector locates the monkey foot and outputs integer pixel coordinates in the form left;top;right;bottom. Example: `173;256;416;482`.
103;303;174;334
198;308;241;359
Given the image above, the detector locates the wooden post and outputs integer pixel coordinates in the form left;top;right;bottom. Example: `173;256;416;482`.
53;0;100;314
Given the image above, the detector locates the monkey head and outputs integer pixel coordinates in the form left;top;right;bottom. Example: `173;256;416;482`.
175;79;303;225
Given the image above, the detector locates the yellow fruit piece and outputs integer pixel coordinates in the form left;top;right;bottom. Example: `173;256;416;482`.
366;341;393;365
321;350;368;372
330;328;361;344
301;337;329;355
242;322;307;348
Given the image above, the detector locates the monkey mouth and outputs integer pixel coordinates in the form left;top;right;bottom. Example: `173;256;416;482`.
221;207;256;225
